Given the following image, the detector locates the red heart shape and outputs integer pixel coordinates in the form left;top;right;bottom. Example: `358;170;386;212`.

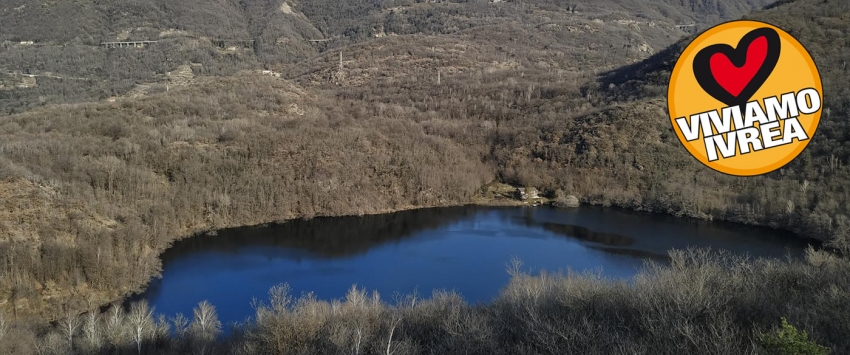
709;36;768;98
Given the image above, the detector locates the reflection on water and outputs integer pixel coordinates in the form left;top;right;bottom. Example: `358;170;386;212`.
132;205;817;326
514;217;635;246
159;205;481;260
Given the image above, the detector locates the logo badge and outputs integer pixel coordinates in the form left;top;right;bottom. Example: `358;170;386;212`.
668;20;823;176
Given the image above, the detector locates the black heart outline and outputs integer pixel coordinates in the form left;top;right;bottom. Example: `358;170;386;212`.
693;27;781;108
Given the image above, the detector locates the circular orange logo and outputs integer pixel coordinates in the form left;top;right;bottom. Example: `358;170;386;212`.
668;20;823;176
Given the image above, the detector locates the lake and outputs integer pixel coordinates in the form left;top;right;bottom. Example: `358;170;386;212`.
133;205;814;326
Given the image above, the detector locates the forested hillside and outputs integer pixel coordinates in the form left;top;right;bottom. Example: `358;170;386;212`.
1;0;849;353
569;0;850;242
1;0;772;114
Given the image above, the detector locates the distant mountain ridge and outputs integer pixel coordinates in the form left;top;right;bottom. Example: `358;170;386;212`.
1;0;776;45
0;0;776;115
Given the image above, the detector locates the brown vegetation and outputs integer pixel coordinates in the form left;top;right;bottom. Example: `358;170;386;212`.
0;0;848;353
0;74;492;320
2;248;847;355
0;0;770;114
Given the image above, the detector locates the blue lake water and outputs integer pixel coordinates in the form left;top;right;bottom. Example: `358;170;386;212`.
132;205;814;326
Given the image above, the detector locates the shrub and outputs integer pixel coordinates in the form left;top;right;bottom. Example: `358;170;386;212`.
552;195;580;208
758;318;831;355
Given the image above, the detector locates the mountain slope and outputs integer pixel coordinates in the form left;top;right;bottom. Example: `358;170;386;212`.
0;0;774;115
2;0;842;329
550;0;850;242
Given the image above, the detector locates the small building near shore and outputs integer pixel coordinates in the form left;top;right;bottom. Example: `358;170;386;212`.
515;187;540;200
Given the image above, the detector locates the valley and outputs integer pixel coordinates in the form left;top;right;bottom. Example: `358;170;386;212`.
0;0;848;354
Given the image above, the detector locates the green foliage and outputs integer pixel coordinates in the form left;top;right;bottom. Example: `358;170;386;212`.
759;318;831;355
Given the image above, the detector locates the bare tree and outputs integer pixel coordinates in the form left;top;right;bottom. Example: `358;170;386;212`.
173;313;190;341
354;327;363;355
82;310;102;350
165;313;190;353
97;155;124;192
105;304;127;348
59;312;82;350
190;301;222;355
155;314;171;349
0;313;8;341
127;300;154;355
385;315;403;355
35;332;65;355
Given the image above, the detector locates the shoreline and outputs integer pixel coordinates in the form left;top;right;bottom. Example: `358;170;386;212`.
27;188;823;325
112;194;822;310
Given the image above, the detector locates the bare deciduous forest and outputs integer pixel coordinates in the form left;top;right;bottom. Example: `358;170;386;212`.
0;0;848;353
